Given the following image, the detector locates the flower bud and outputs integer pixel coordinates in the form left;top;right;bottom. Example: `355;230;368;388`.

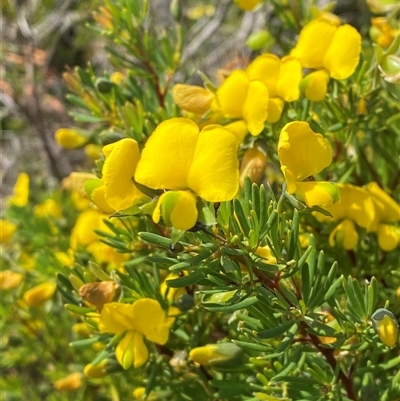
54;372;83;391
84;359;108;378
79;281;118;308
55;128;88;149
0;270;24;290
371;308;398;347
99;130;126;146
379;54;400;84
246;30;274;51
300;70;330;102
23;282;57;307
189;342;244;367
240;144;268;187
95;78;113;94
0;219;17;243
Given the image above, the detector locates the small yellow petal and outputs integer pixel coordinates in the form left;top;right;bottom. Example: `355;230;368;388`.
54;373;83;391
301;70;331;102
103;138;143;211
187;126;239;202
329;219;359;250
133;331;149;368
10;172;29;207
223;120;248;145
99;302;135;334
115;331;135;369
377;224;399;251
266;97;284;123
276;56;302;102
172;84;214;115
235;0;262;11
246;53;280;96
132;299;174;345
135;118;199;191
0;270;24;290
0;219;17;243
323;24;362;80
243;80;269;135
294;181;340;208
291;20;336;69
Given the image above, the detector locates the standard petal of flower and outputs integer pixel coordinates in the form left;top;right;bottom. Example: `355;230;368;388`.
132;299;174;345
366;182;400;225
278;121;332;182
169;191;198;230
291;20;336;69
294;181;340;208
172;84;214;115
187;126;239;202
216;70;249;118
266;97;284;123
133;331;149;368
243;80;269;135
323;24;362;80
102;138;141;211
276;56;302;102
135;118;199;190
88;181;116;214
115;331;135;369
378;224;399;251
246;53;280;96
302;70;331;102
99;302;135;333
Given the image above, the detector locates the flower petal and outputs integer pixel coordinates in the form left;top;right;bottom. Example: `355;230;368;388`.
133;331;149;368
323;24;361;80
10;172;29;207
173;84;214;115
115;331;135;369
223;120;248;145
266;97;284;123
301;69;330;102
329;218;358;250
102;138;143;211
216;70;249;118
153;191;198;231
276;56;302;102
187;126;239;201
132;299;174;345
377;223;399;252
291;20;336;69
135;118;199;190
243;80;269;135
278;121;332;183
246;53;280;97
294;181;340;208
99;302;135;334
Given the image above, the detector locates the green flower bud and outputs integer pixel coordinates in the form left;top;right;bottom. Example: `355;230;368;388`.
189;342;244;367
95;78;114;94
246;30;274;51
371;308;398;347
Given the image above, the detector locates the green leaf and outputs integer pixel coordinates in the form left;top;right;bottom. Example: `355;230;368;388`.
203;296;258;313
258;320;296;339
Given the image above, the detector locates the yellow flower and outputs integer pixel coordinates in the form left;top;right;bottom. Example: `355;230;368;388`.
214;70;269;136
160;273;187;316
84;359;108;378
55;128;88;149
255;245;277;264
235;0;263;11
172;84;214;115
99;299;174;369
54;372;83;391
278;121;339;207
23;282;57;307
189;343;244;366
0;270;24;290
291;20;361;80
9;172;29;207
84;144;102;161
102;138;148;211
246;53;302;122
87;240;129;268
372;308;398;347
370;17;396;48
299;69;331;102
34;198;62;219
70;210;104;249
135;118;239;230
0;219;17;243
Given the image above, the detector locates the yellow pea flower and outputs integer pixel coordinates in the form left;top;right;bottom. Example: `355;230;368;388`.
70;209;104;249
189;343;244;366
372;308;398;347
255;245;277;264
135;118;239;230
172;84;214;115
246;53;302;122
299;69;331;102
9;172;29;207
99;299;174;369
54;372;83;391
55;128;88;149
23;282;57;307
0;270;24;290
291;20;361;80
278;121;339;208
0;219;17;243
84;359;108;378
